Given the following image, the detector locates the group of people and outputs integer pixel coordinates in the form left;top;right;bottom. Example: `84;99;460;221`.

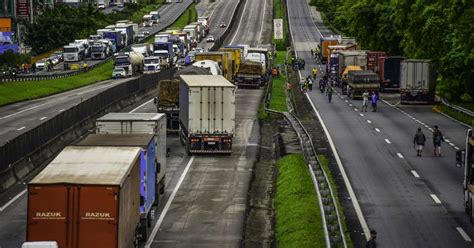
361;90;378;112
413;125;445;157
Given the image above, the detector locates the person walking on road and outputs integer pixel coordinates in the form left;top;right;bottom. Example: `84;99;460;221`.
366;229;377;248
362;90;369;112
326;85;333;103
312;67;318;80
306;75;313;91
432;125;445;156
371;91;378;112
414;127;426;157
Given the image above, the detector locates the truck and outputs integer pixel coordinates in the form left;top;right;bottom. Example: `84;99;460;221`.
235;61;263;88
337;50;367;77
113;52;144;77
219;47;242;79
103;30;125;51
183;24;198;43
90;42;109;60
195;52;233;81
62;44;85;62
378;56;404;92
155;79;180;131
132;43;153;56
114;25;134;46
149;11;160;24
367;51;386;72
190;22;206;41
153;41;175;68
346;70;380;99
142;14;154;27
192;60;222;75
95;113;167;198
399;59;435;104
197;16;210;36
457;130;474;223
116;20;139;41
76;134;157;241
179;75;236;154
144;56;161;74
319;36;338;63
26;146;141;248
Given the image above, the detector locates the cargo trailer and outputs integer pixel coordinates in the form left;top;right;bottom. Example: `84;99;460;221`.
347;70;380;99
337;50;367;77
366;51;386;72
155;79;180;132
399;59;435;104
76;134;156;241
95;113;167;196
27;146;141;248
179;75;236;154
377;56;404;92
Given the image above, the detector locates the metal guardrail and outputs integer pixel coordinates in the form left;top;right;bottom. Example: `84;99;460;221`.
441;98;474;119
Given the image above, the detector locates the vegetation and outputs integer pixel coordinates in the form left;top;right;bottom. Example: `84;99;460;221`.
0;50;32;70
311;0;474;102
269;51;288;112
273;0;290;50
275;154;325;247
0;60;113;106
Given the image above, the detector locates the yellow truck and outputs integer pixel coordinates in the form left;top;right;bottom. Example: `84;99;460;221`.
219;47;242;79
195;52;234;81
341;65;362;95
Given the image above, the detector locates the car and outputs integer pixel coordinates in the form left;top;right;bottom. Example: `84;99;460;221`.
116;2;124;8
206;36;215;43
35;59;47;71
137;31;150;39
219;23;226;28
52;52;63;62
48;55;60;65
195;47;204;53
98;3;105;9
112;67;127;78
109;1;116;6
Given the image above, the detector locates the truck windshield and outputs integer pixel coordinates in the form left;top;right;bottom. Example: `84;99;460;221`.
92;46;103;52
115;57;130;65
154;53;167;59
145;58;159;64
63;47;78;53
154;44;168;51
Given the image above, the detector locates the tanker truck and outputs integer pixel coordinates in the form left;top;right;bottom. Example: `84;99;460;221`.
113;52;144;77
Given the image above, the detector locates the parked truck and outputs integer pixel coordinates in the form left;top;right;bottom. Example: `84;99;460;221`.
95;113;167;198
219;47;242;78
142;14;154;27
144;56;161;74
319;36;338;63
149;11;160;24
153;41;175;68
377;56;404;92
155;79;180;131
132;43;153;56
183;24;198;43
113;52;144;77
346;70;380;99
337;50;368;77
91;42;109;60
103;30;125;51
235;61;263;88
399;59;435;104
367;51;386;72
76;134;157;241
195;52;233;81
457;130;474;223
26;146;141;248
179;75;236;154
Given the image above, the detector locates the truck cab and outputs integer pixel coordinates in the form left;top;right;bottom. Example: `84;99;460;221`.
142;14;154;27
149;11;160;24
144;56;161;74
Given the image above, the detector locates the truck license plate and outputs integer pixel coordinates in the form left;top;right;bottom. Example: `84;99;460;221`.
207;141;216;145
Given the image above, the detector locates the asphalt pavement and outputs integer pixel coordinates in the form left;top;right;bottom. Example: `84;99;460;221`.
288;0;473;247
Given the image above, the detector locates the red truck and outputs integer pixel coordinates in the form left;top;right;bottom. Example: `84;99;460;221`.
26;146;141;248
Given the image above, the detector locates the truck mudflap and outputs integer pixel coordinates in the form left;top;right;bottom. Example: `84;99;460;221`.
186;135;233;154
400;89;434;104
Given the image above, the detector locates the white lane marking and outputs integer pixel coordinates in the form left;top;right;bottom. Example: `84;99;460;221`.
375;128;380;132
130;98;154;113
385;139;391;144
397;153;404;159
411;170;420;178
445;139;450;143
0;97;66;120
367;120;372;124
345;100;348;103
456;227;472;242
428;128;433;131
40;117;47;120
257;0;267;43
360;113;364;117
305;93;370;239
449;142;455;146
228;0;250;44
0;189;27;212
145;156;195;247
349;104;353;107
58;109;65;112
455;147;460;150
354;108;358;112
17;126;26;131
430;194;442;204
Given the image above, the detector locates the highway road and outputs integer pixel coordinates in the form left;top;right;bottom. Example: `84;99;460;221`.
288;0;472;247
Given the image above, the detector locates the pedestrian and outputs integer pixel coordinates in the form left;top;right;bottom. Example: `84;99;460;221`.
301;59;305;70
300;78;305;92
307;76;313;91
286;82;292;92
273;67;279;78
326;85;333;103
371;92;378;112
311;48;314;58
362;90;369;112
432;125;445;156
413;127;426;157
366;229;377;248
312;67;318;80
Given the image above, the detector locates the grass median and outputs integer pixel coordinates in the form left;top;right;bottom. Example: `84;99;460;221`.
0;60;113;106
269;51;288;112
275;153;325;247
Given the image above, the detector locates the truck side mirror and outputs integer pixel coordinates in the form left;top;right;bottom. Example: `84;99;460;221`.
156;161;161;173
154;97;157;104
140;196;145;206
456;150;465;168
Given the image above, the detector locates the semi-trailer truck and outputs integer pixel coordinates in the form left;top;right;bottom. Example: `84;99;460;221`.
155;79;180;132
399;59;435;104
377;56;404;92
95;113;167;197
76;134;157;241
113;52;144;77
26;146;141;248
179;75;235;154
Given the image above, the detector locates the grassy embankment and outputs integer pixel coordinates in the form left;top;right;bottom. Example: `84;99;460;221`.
275;154;325;247
0;2;195;107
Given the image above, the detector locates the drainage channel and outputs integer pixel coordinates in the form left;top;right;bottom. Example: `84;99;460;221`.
283;111;347;248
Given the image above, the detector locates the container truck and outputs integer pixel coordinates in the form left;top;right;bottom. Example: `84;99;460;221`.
346;70;380;99
155;79;180;131
153;42;175;68
190;22;205;41
367;51;386;72
26;146;141;248
132;43;153;56
179;75;236;154
114;25;133;46
95;113;167;197
457;130;474;223
183;24;198;42
378;56;404;92
113;52;144;77
76;134;157;241
338;50;367;77
399;59;435;104
235;61;263;88
319;36;338;63
197;16;210;35
103;30;125;50
195;52;233;81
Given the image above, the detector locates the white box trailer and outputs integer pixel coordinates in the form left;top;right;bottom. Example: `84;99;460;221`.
179;75;235;154
95;113;167;195
400;59;435;104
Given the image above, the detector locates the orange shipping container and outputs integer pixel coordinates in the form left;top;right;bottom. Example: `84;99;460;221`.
27;146;141;248
0;18;12;32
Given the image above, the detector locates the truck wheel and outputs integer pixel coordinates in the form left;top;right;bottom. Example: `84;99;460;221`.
470;194;474;224
160;179;165;194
